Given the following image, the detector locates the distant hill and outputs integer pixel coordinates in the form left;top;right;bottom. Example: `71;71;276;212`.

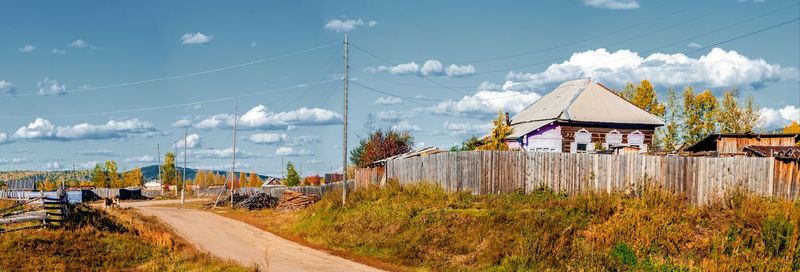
134;165;274;181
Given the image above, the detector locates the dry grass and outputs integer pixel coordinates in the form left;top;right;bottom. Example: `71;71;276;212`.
276;181;800;271
0;204;250;271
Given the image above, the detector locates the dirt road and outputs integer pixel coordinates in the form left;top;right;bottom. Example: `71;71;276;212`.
122;200;382;272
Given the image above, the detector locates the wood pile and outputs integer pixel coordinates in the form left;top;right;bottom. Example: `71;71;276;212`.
234;193;278;210
276;190;319;212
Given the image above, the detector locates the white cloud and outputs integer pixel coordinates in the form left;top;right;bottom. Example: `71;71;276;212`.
374;96;404;105
446;64;477;77
376;110;415;122
0;158;27;165
186;147;262;159
0;133;9;144
78;160;101;169
13;118;158;141
181;32;213;45
76;149;117;156
368;59;477;77
243;133;320;146
687;42;702;48
68;39;97;49
275;147;314;157
324;18;377;32
582;0;640;9
0;80;16;96
18;45;35;52
37;78;67;95
443;121;493;135
171;118;193;128
759;105;800;129
391;120;421;131
125;155;155;163
196;105;342;130
506;48;798;90
250;41;257;47
175;133;201;149
428;88;542;119
51;49;68;54
45;162;62;170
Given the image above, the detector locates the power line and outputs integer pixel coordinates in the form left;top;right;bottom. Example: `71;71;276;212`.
9;42;339;97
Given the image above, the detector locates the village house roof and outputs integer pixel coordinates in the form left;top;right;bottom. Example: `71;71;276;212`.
744;145;800;161
682;133;800;152
506;78;665;139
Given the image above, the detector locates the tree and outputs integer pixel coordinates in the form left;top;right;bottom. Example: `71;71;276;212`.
131;168;144;187
161;152;177;190
351;129;414;167
683;87;718;146
478;111;512;150
285;162;300;187
238;172;246;189
450;136;481;151
303;175;321;186
657;88;683;151
621;80;666;117
91;163;109;188
784;121;800;134
105;161;121;188
247;171;262;187
716;89;759;134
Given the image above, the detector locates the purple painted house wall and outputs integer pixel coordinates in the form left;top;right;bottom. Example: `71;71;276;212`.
522;122;563;152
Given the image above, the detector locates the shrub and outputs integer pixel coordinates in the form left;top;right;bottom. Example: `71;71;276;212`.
762;214;794;256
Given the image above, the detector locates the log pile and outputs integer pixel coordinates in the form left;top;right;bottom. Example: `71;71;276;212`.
235;193;278;210
276;190;320;212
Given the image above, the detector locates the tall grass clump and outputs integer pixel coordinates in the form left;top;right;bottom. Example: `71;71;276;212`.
284;179;800;271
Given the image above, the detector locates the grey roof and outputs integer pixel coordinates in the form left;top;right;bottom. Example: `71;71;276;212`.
507;79;665;139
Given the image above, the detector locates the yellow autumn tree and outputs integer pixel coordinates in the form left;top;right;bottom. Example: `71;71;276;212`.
238;172;246;189
683;87;718;146
247;171;261;187
478;111;512;151
783;121;800;134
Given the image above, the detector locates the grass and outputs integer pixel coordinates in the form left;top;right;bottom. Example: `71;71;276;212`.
246;181;800;271
0;204;249;271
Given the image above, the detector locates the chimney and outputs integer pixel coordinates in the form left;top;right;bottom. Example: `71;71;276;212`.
505;112;511;126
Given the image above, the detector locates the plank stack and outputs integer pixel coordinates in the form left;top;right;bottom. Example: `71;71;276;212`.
276;190;320;212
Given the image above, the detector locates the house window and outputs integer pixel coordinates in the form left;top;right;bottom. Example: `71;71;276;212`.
605;129;622;147
577;143;587;152
571;128;592;153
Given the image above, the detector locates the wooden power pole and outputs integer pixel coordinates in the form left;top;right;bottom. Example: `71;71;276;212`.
342;33;349;206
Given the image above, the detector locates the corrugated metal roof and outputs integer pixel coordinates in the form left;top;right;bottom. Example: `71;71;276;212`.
506;79;664;139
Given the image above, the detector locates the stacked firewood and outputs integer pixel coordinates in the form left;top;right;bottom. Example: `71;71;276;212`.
276;190;320;212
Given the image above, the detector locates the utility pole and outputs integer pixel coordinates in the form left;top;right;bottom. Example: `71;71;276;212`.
181;128;187;206
174;143;178;196
157;144;162;195
342;33;349;206
230;105;237;208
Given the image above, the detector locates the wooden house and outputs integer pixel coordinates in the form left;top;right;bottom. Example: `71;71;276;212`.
503;78;664;153
683;133;799;156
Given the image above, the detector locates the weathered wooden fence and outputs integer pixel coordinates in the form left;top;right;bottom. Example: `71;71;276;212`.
356;151;800;205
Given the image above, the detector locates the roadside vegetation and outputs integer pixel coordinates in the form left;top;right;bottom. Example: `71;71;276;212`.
0;204;247;271
241;181;800;271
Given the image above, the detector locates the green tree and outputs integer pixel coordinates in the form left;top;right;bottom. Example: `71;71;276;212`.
450;136;481;151
623;80;666;117
285;162;300;187
478;111;512;150
683;87;718;146
91;163;109;188
105;161;121;188
657;88;683;151
160;152;177;189
716;89;759;134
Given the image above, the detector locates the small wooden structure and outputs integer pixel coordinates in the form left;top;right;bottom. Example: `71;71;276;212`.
683;133;799;155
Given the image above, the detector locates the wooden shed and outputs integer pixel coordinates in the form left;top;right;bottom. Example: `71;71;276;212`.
683;133;799;155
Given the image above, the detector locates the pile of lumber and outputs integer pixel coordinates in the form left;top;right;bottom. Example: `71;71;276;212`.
276;190;320;212
235;193;278;210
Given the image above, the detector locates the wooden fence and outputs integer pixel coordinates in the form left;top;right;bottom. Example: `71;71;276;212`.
356;151;800;205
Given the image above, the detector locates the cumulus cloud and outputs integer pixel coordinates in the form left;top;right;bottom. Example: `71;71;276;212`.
582;0;640;9
185;147;262;159
125;155;155;163
391;120;421;131
506;48;798;90
76;149;117;156
0;158;27;165
374;96;404;105
759;105;800;129
68;39;98;49
376;110;415;122
13;118;158;141
428;86;542;119
196;105;342;130
78;160;101;169
37;78;67;95
18;45;35;52
45;162;62;170
243;133;320;146
367;59;477;77
324;18;377;32
171;118;193;128
275;147;314;157
0;133;9;144
687;42;702;48
0;80;16;96
442;121;493;135
175;134;201;149
181;32;213;45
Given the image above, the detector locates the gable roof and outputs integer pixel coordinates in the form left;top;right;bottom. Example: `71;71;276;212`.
507;79;665;139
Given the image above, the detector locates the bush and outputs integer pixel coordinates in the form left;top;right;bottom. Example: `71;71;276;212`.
762;214;794;256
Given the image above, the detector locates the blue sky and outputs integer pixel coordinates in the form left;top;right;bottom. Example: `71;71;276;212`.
0;0;798;176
